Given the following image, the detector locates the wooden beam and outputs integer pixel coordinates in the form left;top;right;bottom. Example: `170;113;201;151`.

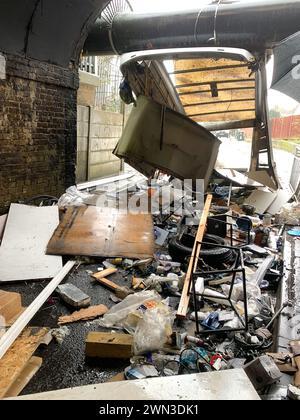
86;332;133;359
201;119;256;131
176;194;212;319
175;78;255;89
183;98;255;108
188;109;255;117
92;276;119;291
0;261;76;360
171;63;248;75
179;86;255;96
92;268;118;280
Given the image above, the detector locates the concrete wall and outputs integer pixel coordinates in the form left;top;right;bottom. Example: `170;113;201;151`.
0;53;78;214
77;106;123;183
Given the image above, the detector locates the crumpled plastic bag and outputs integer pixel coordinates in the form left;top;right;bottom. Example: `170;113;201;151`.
133;304;175;355
222;280;261;303
58;186;97;207
98;290;161;329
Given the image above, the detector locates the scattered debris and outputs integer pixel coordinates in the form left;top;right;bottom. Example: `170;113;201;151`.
51;326;70;345
287;384;300;400
243;355;282;390
289;340;300;388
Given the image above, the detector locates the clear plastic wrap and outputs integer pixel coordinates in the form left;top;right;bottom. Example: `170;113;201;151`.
98;290;161;329
133;304;175;355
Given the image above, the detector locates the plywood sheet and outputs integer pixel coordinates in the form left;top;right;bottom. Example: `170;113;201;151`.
181;88;255;106
47;207;154;259
0;204;62;282
4;356;42;398
186;100;255;116
173;57;256;123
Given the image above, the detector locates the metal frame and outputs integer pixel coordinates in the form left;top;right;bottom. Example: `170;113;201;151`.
189;241;248;336
120;47;255;69
208;215;251;247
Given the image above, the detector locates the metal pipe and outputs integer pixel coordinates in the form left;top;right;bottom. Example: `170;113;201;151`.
84;0;300;56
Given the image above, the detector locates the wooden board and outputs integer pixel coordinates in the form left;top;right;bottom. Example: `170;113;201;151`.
92;268;117;279
4;356;42;398
47;207;155;259
177;194;212;319
92;276;119;290
58;304;108;325
0;327;50;398
0;291;24;325
86;332;133;359
0;204;62;282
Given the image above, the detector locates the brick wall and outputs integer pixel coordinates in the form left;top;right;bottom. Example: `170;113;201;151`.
0;53;79;214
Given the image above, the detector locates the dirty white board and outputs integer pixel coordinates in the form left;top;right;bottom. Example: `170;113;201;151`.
10;370;260;400
0;204;62;282
267;189;293;215
244;190;277;214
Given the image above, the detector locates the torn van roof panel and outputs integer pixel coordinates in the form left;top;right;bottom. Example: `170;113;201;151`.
173;57;256;124
113;95;221;189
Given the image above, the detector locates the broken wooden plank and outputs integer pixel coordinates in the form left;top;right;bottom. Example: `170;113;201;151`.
4;356;42;398
92;275;133;299
46;207;154;259
0;327;50;398
177;194;213;319
92;268;118;280
92;276;119;290
86;332;133;359
56;284;91;308
0;261;76;360
58;305;108;325
0;204;62;282
0;291;24;325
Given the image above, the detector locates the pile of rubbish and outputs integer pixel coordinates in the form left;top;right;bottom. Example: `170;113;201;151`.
0;169;300;400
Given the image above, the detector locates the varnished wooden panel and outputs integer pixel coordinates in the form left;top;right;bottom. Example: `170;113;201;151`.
47;207;154;259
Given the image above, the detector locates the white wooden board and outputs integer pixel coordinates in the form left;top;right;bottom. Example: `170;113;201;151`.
0;204;62;282
9;370;260;400
244;190;277;214
267;189;293;215
0;214;7;243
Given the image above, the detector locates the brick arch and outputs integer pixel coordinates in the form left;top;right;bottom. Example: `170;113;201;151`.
0;0;110;67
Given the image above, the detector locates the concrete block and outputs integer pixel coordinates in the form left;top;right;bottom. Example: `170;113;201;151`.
56;284;91;308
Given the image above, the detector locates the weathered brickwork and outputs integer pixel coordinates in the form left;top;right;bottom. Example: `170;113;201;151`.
0;53;79;214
